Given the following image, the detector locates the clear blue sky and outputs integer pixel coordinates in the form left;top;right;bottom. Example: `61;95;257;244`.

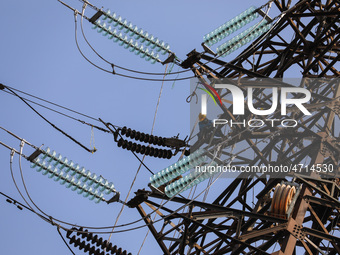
0;1;275;254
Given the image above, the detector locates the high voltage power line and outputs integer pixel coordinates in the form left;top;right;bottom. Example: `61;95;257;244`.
2;0;339;254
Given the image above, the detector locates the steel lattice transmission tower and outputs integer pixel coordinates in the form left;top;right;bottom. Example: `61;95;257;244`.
127;0;340;254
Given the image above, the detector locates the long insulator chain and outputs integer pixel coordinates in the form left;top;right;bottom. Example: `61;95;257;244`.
203;6;259;46
119;126;168;147
165;162;214;198
29;147;117;204
150;148;207;188
101;9;171;55
116;137;173;159
66;227;132;255
216;20;272;57
91;9;173;65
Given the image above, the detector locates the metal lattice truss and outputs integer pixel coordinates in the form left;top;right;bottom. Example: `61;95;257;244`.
127;0;340;254
131;79;340;255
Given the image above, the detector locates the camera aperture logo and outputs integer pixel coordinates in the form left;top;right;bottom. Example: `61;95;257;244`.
198;83;311;128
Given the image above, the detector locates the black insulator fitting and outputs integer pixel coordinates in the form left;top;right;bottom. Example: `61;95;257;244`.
76;227;84;237
82;229;90;239
86;232;94;242
91;234;99;244
158;150;164;158
145;147;150;156
97;237;103;246
184;149;190;156
120;126;127;135
155;137;161;145
158;137;163;146
149;135;154;144
116;133;173;159
136;144;141;153
84;243;92;252
167;150;173;159
88;246;96;255
149;147;155;156
135;131;141;141
102;240;112;252
67;227;132;255
140;133;145;142
101;240;108;249
126;128;132;137
74;239;82;248
94;248;101;255
70;236;82;247
81;229;89;239
144;134;150;143
66;229;74;239
106;242;113;251
117;138;124;147
79;240;87;250
140;145;146;154
69;235;76;245
118;126;179;153
116;247;123;255
161;150;167;158
122;140;128;149
111;245;118;254
153;136;159;145
126;141;132;151
131;142;137;152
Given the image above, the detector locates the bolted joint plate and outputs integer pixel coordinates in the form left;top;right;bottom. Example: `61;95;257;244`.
287;218;305;241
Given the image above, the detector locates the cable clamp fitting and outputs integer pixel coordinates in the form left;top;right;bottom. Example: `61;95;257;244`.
20;139;26;148
10;149;15;158
74;9;79;21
